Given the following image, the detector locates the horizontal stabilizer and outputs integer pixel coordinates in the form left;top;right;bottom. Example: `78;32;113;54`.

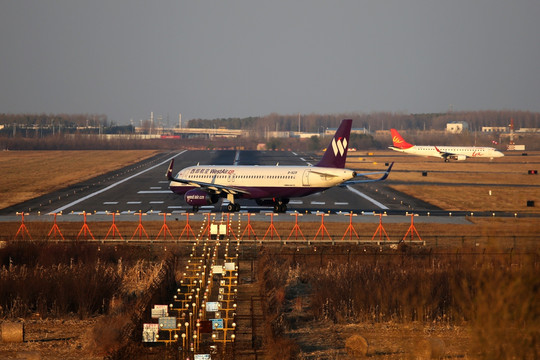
342;162;394;185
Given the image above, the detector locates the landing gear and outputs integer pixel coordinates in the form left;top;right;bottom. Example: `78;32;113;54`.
192;206;199;212
227;203;241;212
273;202;287;213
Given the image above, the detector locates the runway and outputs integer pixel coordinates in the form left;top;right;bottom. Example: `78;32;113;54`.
1;150;441;218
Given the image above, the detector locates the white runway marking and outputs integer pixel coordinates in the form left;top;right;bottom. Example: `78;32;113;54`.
149;201;164;204
138;190;171;194
334;202;349;205
103;201;118;205
289;200;303;204
150;187;162;190
291;151;297;156
127;201;142;205
311;201;325;205
51;151;186;213
345;185;388;209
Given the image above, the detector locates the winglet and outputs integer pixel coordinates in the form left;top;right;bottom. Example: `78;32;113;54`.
166;159;175;181
378;161;394;181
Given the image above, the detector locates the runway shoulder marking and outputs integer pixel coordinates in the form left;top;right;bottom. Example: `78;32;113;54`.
50;151;186;213
345;185;388;210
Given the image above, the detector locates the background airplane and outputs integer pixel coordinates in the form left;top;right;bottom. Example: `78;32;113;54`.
167;119;393;212
389;128;504;162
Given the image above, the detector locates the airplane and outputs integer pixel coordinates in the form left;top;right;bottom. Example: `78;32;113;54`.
389;128;504;162
166;119;393;212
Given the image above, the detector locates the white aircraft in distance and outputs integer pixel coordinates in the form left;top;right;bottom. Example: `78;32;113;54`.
167;119;393;212
389;128;504;162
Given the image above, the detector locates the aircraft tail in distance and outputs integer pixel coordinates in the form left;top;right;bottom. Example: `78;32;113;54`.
390;129;414;149
315;119;352;168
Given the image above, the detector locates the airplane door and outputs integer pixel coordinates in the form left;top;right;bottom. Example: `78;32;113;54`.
228;173;235;183
302;170;310;186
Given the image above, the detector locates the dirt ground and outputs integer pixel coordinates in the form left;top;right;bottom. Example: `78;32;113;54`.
0;318;102;360
287;321;472;359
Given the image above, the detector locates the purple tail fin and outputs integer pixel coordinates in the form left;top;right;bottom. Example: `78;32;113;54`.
315;119;352;168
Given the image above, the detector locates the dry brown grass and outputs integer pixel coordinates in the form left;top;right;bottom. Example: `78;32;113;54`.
259;246;540;359
0;150;159;209
347;150;540;212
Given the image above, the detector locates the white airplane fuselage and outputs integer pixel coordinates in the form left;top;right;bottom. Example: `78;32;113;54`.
170;165;356;199
389;145;504;160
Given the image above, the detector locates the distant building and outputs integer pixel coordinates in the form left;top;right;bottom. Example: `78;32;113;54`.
482;126;508;132
515;128;540;133
324;127;369;136
446;121;469;133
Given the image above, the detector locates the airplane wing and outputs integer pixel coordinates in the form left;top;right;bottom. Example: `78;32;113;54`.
434;146;467;161
341;162;394;185
166;160;251;196
434;146;450;159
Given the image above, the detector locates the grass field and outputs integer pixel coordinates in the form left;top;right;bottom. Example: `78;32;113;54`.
347;150;540;212
0;150;159;209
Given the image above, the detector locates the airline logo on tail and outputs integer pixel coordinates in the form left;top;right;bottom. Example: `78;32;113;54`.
316;119;352;168
332;137;347;157
392;135;403;145
390;129;413;149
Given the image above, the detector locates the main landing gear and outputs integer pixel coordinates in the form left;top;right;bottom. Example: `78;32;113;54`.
273;203;287;213
226;203;241;212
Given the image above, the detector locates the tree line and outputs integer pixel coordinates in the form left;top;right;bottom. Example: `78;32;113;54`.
189;110;540;133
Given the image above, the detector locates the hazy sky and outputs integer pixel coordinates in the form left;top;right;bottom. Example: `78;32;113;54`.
1;1;539;124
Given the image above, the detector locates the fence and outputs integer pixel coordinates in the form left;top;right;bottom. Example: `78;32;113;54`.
2;211;537;249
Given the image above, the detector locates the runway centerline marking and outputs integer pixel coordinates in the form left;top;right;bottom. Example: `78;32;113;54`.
138;190;171;194
345;185;388;209
50;151;186;213
233;150;241;165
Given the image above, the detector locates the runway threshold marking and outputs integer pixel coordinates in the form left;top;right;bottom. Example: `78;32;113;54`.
50;151;187;213
345;185;389;210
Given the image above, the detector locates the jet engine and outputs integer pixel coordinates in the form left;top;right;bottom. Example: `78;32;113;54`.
448;154;467;161
184;189;219;206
